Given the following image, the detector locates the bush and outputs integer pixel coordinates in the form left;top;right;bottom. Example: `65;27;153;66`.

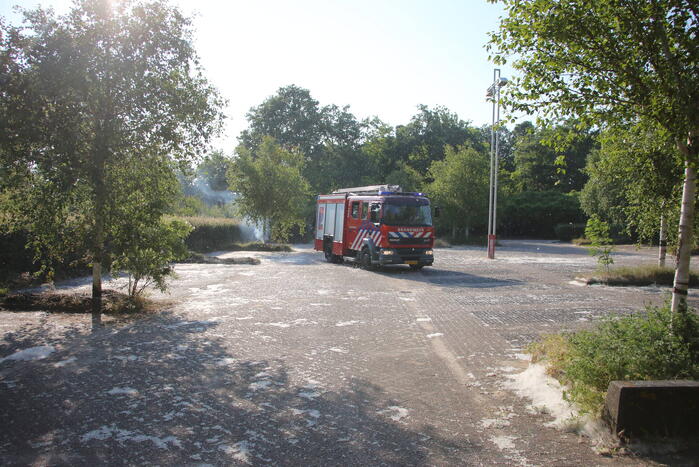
224;242;292;252
554;223;586;242
168;216;243;252
533;305;699;415
585;215;614;272
112;218;192;297
500;191;585;238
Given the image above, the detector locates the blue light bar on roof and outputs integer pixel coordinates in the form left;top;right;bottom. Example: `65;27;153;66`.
378;191;427;197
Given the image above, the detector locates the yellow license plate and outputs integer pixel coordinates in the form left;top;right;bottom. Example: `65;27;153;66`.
405;260;418;265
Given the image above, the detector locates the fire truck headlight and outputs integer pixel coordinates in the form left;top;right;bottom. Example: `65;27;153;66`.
381;249;394;255
425;249;433;256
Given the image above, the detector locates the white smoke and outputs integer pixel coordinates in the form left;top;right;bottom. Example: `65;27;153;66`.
191;176;235;205
185;177;264;242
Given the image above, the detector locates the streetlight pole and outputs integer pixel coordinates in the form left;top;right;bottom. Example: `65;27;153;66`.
486;69;507;259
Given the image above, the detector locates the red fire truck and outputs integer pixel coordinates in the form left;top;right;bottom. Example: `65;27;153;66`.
314;185;435;270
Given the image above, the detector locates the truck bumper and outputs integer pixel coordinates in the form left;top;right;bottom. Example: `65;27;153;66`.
376;248;434;267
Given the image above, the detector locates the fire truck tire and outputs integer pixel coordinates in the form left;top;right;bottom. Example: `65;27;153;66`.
409;264;424;271
360;248;374;270
324;243;342;263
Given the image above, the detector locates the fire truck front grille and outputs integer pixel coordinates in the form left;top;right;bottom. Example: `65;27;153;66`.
388;237;431;245
397;248;427;258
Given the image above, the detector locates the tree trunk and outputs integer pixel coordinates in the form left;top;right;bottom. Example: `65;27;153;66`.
670;162;696;313
658;208;667;268
91;211;104;329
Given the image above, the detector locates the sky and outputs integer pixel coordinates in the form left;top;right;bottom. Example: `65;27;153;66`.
0;0;516;150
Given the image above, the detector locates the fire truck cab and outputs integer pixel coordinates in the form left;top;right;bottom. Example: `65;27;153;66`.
314;185;435;270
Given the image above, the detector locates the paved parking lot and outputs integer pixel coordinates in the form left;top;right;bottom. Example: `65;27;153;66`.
0;240;692;465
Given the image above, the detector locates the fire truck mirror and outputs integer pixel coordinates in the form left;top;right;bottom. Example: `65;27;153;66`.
435;206;441;218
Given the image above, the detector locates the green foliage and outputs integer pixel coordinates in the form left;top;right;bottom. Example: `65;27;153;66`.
581;121;686;246
539;305;699;415
488;0;698;150
587;265;699;287
112;218;192;297
197;151;235;192
225;242;292;252
169;195;237;218
385;162;424;192
510;121;595;193
500;191;584;238
585;215;614;272
0;0;224;307
238;85;368;194
427;144;490;236
168;216;243;252
229;137;310;242
554;223;586;242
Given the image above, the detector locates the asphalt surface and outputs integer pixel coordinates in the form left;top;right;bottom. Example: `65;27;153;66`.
0;240;696;466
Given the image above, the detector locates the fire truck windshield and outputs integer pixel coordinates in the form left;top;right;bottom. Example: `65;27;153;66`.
382;199;432;227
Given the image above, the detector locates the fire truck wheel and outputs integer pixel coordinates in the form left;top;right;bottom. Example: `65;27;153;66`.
360;248;374;270
324;244;342;263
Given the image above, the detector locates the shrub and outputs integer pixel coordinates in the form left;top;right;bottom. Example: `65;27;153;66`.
112;218;192;297
533;305;699;415
585;215;614;272
225;242;292;252
554;223;586;242
588;265;699;287
168;216;243;252
500;191;585;238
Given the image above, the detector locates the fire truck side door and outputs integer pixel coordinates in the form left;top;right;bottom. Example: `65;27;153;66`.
346;200;361;250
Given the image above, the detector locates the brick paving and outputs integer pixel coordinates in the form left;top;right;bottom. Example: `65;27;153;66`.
0;240;695;465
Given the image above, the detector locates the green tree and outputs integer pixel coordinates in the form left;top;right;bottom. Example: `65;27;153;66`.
0;0;224;325
585;215;615;273
197;151;235;192
580;121;684;252
579;148;630;236
229;137;310;242
489;0;699;312
239;85;367;193
385;162;424;192
427;144;490;239
500;191;584;238
398;105;486;176
510;122;595;193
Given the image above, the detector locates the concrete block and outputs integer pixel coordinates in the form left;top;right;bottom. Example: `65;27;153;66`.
604;380;699;439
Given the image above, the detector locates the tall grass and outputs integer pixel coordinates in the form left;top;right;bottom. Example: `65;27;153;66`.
588;265;699;287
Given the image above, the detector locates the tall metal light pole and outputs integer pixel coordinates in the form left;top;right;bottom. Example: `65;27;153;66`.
486;69;507;259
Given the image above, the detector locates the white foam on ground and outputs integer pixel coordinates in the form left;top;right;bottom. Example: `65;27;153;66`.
504;363;609;444
504;363;575;429
81;425;181;449
426;333;443;338
268;322;290;328
219;440;252;464
248;380;272;391
107;387;139;396
378;406;409;422
0;345;55;363
335;320;361;327
54;357;76;368
490;434;516;450
298;390;320;400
